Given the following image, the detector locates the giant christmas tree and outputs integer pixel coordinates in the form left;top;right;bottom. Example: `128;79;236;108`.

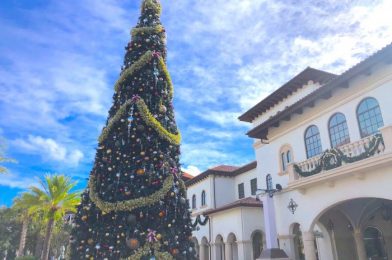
69;0;196;259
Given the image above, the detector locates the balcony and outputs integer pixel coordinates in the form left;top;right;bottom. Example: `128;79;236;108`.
287;125;392;190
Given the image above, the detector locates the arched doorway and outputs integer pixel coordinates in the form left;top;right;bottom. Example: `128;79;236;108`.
192;237;200;259
311;198;392;260
291;223;305;260
251;230;263;260
200;237;210;260
364;226;388;260
215;235;224;260
226;233;238;260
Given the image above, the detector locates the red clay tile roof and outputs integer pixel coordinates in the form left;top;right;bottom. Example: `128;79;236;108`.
244;42;392;140
186;161;257;186
181;171;194;181
210;165;239;172
203;197;262;215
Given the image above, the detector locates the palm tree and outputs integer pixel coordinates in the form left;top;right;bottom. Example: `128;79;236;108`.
0;138;16;174
27;175;80;260
12;193;40;257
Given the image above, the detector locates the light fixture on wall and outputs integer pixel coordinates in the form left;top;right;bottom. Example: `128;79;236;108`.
347;223;353;231
256;174;283;199
287;198;298;214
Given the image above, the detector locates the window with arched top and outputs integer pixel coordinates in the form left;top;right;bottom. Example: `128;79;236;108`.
357;97;384;138
329;113;350;147
304;125;322;158
192;194;196;209
266;174;273;190
279;144;293;173
201;190;206;206
364;226;387;259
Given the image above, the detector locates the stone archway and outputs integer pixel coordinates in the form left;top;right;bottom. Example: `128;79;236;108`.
200;237;210;260
225;233;238;260
290;223;305;260
308;198;392;260
215;235;225;260
251;230;264;260
192;237;200;259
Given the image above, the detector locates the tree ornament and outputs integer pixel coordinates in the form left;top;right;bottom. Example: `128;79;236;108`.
159;104;167;113
136;168;145;175
126;238;140;250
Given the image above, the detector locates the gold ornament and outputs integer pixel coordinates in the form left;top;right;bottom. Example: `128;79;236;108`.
136;168;145;175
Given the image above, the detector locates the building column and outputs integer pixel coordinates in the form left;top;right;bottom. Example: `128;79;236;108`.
200;244;206;260
225;242;232;260
303;232;317;260
237;240;252;260
211;243;217;260
278;235;295;260
353;228;367;260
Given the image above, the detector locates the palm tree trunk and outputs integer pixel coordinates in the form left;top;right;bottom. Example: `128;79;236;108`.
41;217;55;260
34;231;43;258
16;218;29;257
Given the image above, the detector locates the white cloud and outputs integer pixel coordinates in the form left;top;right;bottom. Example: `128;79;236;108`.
14;135;84;166
181;165;201;176
0;171;38;189
195;110;247;128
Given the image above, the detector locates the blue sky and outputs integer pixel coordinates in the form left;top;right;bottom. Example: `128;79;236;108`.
1;0;392;206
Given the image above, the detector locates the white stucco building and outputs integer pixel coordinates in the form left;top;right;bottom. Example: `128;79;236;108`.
187;162;267;260
189;43;392;260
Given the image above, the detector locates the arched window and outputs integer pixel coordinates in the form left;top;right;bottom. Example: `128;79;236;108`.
252;231;263;259
286;150;292;164
266;174;273;191
364;226;387;259
192;194;196;209
304;125;322;158
357;97;384;138
281;152;287;171
201;190;206;206
329;113;350;147
279;145;293;172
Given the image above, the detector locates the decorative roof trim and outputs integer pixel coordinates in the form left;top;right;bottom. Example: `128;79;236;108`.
239;67;336;123
185;161;257;187
203;197;262;215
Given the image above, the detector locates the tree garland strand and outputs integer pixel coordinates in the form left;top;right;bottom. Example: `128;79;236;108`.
294;134;384;177
131;25;165;37
135;98;181;145
114;51;153;93
122;242;173;260
89;174;174;213
98;99;133;143
141;0;162;16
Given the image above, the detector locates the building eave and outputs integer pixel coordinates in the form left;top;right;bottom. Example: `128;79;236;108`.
246;42;392;140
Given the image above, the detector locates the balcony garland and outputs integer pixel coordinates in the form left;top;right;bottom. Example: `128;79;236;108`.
294;134;384;177
191;215;209;228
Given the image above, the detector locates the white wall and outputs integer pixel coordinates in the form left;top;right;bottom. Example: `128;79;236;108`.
214;177;235;207
188;176;212;215
234;168;259;199
252;81;322;128
254;63;392;188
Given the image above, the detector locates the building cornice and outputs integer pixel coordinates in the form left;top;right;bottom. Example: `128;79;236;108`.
245;42;392;140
